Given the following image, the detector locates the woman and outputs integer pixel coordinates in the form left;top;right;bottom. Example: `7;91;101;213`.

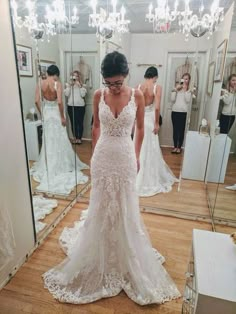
136;67;178;197
171;73;192;154
220;74;236;134
65;70;87;144
32;65;88;195
43;53;180;305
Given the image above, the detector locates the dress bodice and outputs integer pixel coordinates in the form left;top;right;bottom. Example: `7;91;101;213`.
99;88;137;137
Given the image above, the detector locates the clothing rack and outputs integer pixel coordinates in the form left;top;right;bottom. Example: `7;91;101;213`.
136;63;162;67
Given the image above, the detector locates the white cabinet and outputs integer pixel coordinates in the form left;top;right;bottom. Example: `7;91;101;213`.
24;120;42;161
182;131;211;181
206;134;232;183
182;229;236;314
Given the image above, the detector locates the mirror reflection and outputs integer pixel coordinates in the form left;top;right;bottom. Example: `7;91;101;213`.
11;0;90;238
210;30;236;228
10;0;235;238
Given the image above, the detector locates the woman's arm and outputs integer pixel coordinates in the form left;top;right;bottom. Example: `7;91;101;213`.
222;91;234;106
35;84;41;114
57;82;66;126
64;84;71;97
134;89;145;171
153;85;162;134
80;86;87;98
92;90;101;154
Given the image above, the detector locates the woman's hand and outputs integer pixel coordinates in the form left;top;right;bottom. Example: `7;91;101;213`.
176;84;183;91
153;123;160;135
61;117;66;127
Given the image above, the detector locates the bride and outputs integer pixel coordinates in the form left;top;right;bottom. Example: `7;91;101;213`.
136;67;178;197
43;53;180;305
31;65;88;195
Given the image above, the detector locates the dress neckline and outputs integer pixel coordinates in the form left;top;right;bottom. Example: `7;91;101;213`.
101;88;135;120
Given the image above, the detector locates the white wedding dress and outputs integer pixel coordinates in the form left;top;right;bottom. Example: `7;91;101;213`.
136;85;178;197
31;99;89;195
43;88;180;305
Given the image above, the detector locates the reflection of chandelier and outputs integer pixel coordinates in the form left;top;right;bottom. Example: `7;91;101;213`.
146;0;179;33
146;0;224;39
11;0;79;40
89;0;130;38
179;0;224;39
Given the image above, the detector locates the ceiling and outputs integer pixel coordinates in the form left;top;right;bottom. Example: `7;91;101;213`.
15;0;236;34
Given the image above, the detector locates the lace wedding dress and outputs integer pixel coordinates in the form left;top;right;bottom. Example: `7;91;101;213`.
0;200;15;271
31;99;88;195
136;85;178;197
43;88;180;305
33;195;58;233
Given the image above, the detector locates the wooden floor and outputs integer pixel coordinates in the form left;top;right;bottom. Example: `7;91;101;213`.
0;202;214;314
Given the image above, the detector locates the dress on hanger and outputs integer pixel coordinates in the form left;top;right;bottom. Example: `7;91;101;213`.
43;88;180;305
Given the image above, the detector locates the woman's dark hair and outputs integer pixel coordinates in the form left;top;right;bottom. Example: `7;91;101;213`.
101;51;129;78
182;72;191;81
47;65;60;77
144;66;158;79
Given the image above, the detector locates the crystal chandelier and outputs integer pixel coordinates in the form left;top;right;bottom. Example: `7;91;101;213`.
179;0;224;39
146;0;179;33
10;0;79;40
146;0;224;39
89;0;130;38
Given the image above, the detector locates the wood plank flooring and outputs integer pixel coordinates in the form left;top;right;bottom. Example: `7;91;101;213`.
0;202;214;314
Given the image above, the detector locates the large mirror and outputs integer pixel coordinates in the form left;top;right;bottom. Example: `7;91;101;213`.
10;0;94;239
205;4;235;224
10;0;235;238
80;1;234;223
206;28;236;230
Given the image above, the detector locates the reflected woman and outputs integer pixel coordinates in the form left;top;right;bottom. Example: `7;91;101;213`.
43;52;180;305
65;70;87;144
171;73;192;154
220;74;236;134
32;65;88;195
136;67;178;197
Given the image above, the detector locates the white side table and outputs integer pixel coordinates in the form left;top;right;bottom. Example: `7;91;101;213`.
24;120;42;161
182;131;211;181
182;229;236;314
206;134;232;183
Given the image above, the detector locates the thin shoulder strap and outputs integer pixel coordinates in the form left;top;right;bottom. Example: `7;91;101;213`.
138;84;141;90
131;88;135;102
100;88;105;102
153;84;157;95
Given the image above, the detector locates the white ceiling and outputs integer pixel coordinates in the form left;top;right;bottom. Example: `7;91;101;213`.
15;0;236;33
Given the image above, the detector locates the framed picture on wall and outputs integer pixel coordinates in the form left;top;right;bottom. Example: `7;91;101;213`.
35;59;56;82
16;45;33;77
207;62;215;97
214;39;228;82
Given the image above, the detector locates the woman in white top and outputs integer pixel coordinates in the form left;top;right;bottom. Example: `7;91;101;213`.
65;70;87;144
171;73;192;154
220;74;236;134
136;67;178;197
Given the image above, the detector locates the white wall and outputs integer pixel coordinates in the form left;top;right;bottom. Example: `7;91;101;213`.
0;0;35;288
14;27;60;117
204;4;234;136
